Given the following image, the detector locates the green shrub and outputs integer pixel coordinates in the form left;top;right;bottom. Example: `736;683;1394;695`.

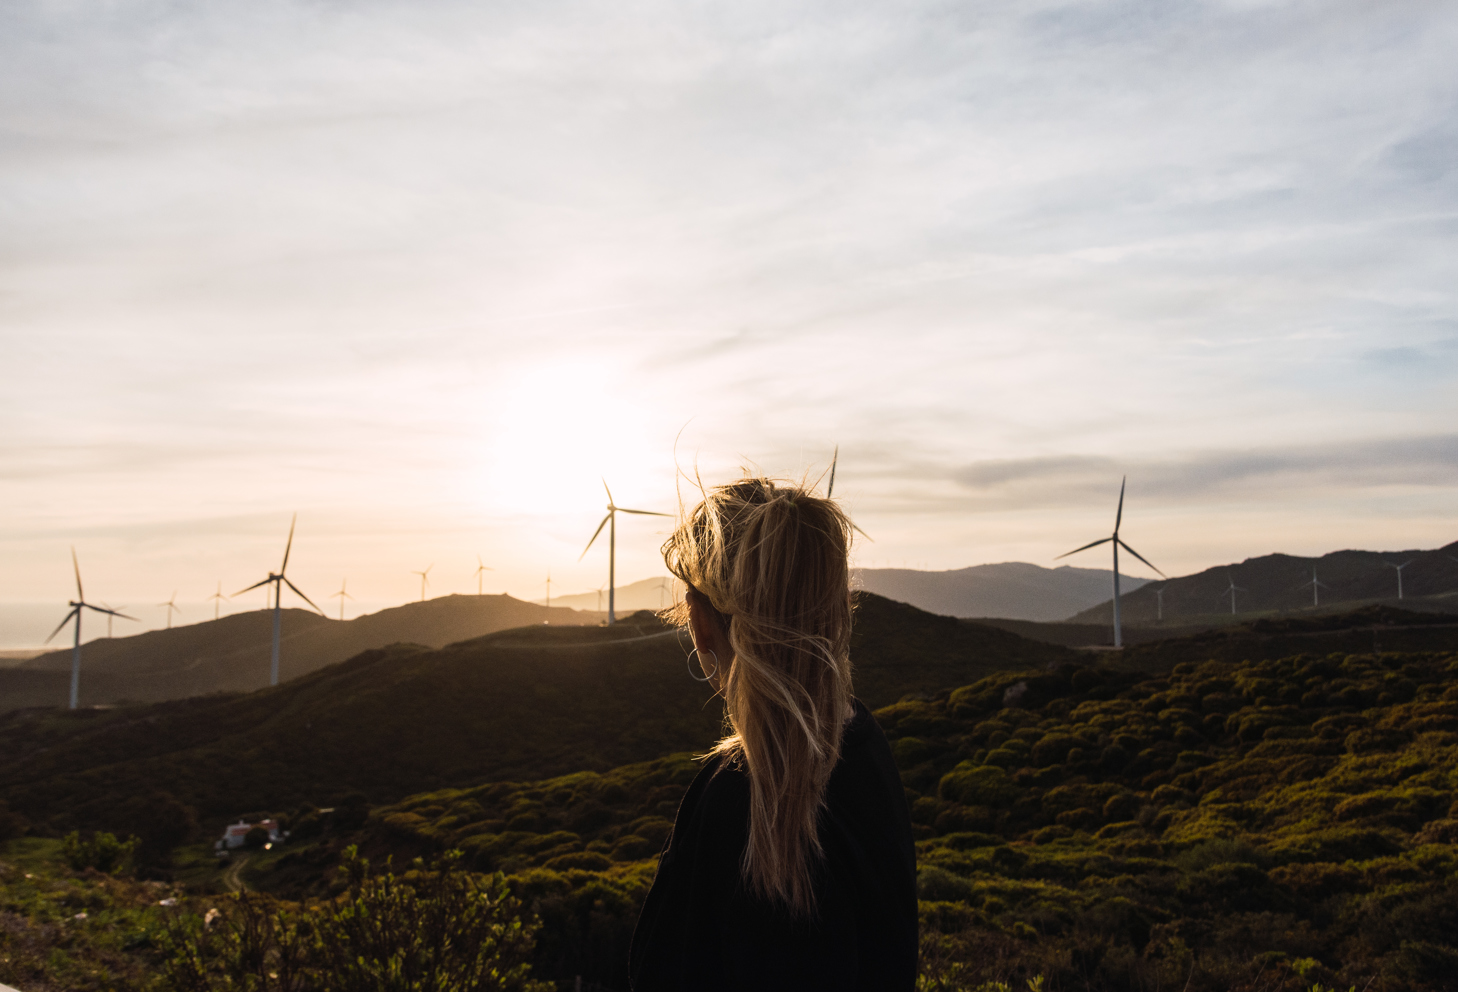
61;830;138;874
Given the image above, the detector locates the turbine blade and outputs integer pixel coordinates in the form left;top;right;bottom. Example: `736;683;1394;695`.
86;604;136;620
602;478;615;508
1055;537;1112;559
72;546;83;600
851;521;874;542
828;446;839;498
280;513;297;574
283;577;325;614
45;608;80;644
234;577;273;596
580;514;611;560
1114;476;1126;533
616;507;671;516
1116;538;1166;577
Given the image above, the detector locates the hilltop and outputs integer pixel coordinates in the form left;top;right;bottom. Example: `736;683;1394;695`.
2;594;602;713
855;562;1150;622
1070;542;1458;625
0;593;1073;835
544;577;676;613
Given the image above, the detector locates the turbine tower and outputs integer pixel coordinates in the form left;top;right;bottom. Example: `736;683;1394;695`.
1152;584;1166;622
234;514;324;687
331;579;353;620
545;571;552;609
1385;560;1413;600
1297;568;1330;607
159;592;182;629
581;481;671;624
1056;477;1165;648
208;581;228;621
1220;573;1248;615
45;549;134;710
99;602;129;638
474;556;493;596
411;565;433;603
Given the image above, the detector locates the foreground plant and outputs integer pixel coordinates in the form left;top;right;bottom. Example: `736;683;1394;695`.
157;846;551;992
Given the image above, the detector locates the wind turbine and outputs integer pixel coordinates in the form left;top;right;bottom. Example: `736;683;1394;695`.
234;514;324;687
1219;573;1248;615
1152;584;1166;622
158;592;182;629
1297;568;1330;607
1056;477;1165;648
825;446;872;540
1385;560;1414;600
411;565;433;603
331;579;353;620
545;571;552;609
45;549;134;710
208;581;228;621
99;602;128;638
581;481;672;624
474;556;493;596
596;583;606;612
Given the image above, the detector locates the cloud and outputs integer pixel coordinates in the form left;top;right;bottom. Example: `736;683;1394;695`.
951;435;1458;509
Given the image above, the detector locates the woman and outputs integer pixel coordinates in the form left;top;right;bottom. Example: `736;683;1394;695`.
629;477;917;991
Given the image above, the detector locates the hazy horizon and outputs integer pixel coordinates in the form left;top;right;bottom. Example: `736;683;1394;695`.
4;1;1455;610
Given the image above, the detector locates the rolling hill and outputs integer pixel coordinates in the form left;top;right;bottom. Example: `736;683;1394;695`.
854;563;1150;621
1069;541;1458;624
2;594;603;712
0;593;1075;834
543;577;676;612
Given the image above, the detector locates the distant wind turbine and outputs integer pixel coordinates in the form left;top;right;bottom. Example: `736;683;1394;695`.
331;579;353;621
474;556;493;596
1056;477;1165;648
98;602;130;639
825;446;872;540
1297;568;1330;607
158;592;182;629
1219;573;1248;615
412;565;433;603
234;514;324;687
45;549;134;710
545;571;552;609
596;583;606;612
1152;584;1166;622
1385;560;1414;600
581;481;672;624
208;581;228;621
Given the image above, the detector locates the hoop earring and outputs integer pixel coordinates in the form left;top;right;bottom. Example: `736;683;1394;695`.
688;647;718;683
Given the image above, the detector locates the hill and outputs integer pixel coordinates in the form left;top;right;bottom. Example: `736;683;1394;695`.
0;594;1074;835
855;562;1150;622
2;594;602;712
218;643;1458;991
544;577;676;613
1070;542;1458;625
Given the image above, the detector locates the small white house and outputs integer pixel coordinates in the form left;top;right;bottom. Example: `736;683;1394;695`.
214;818;286;852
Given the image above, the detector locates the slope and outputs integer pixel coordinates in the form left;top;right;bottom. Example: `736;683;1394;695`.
4;594;602;712
1069;541;1458;625
0;594;1075;834
855;563;1150;622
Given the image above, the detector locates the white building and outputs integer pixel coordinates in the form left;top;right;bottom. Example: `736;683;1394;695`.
215;818;286;852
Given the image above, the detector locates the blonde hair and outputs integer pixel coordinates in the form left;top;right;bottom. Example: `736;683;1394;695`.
662;476;855;918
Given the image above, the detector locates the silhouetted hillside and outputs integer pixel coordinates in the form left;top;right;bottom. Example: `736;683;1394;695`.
3;594;601;712
0;594;1069;833
1070;542;1458;624
856;562;1150;621
545;577;676;612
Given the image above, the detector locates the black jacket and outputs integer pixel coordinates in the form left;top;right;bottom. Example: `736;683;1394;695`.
629;699;917;991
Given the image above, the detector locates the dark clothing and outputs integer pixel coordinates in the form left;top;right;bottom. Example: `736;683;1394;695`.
629;699;917;991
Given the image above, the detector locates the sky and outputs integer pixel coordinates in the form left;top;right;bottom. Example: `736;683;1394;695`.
3;0;1456;642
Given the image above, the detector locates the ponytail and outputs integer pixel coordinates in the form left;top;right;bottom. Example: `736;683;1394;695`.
662;477;855;918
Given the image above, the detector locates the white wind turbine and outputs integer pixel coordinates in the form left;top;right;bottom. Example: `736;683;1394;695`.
1056;477;1164;648
1385;559;1414;600
159;592;182;629
208;581;228;621
1219;573;1248;615
581;481;672;624
411;565;433;603
234;514;324;687
474;556;493;596
331;579;353;620
1297;567;1330;607
99;602;129;639
545;571;552;609
45;549;135;710
1152;584;1166;622
826;446;872;540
